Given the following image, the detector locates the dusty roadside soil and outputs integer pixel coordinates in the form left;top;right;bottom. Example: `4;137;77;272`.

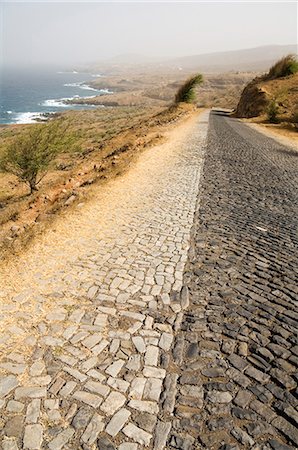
0;104;198;260
244;120;298;150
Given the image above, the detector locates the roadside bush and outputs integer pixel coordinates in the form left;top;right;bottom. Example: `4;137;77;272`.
175;74;203;104
266;99;279;123
265;55;298;80
0;121;70;194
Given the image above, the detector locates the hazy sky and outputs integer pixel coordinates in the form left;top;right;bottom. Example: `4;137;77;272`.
1;1;297;68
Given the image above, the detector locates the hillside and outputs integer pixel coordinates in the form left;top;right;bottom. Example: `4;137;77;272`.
236;51;298;123
74;45;297;112
87;45;297;74
0;103;196;258
68;71;254;111
165;44;297;72
236;71;298;121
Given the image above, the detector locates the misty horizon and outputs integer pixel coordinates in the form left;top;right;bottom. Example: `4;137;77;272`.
2;43;297;72
1;2;297;69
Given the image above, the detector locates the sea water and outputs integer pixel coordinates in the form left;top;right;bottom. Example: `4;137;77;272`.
0;66;110;124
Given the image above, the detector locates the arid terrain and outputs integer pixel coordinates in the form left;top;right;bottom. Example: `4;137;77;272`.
0;101;198;259
69;69;254;110
238;71;298;146
1;0;298;444
1;56;298;260
0;48;297;449
0;107;297;450
0;60;260;259
235;56;298;142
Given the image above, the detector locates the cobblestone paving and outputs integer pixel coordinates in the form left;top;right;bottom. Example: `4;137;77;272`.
167;112;298;450
0;112;209;449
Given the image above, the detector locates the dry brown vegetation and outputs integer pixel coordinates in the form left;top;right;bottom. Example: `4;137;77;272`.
264;54;298;81
0;102;196;258
0;106;153;201
236;71;298;141
236;55;298;124
0;66;259;258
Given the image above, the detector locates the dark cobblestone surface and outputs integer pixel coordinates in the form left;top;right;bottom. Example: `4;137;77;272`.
168;112;298;449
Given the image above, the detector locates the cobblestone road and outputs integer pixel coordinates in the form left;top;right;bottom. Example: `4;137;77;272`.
169;112;298;450
0;110;297;450
0;111;209;449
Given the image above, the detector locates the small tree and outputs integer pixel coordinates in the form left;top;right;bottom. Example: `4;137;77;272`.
0;121;67;194
175;74;203;104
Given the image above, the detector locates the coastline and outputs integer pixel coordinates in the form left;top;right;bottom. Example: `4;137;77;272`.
0;73;110;125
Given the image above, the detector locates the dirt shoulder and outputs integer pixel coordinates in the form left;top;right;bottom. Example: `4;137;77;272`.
242;118;298;151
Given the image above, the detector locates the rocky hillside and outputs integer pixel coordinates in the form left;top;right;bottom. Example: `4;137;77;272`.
236;55;298;123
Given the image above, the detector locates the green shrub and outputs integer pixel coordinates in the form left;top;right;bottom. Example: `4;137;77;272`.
175;74;203;104
266;99;279;123
265;55;298;80
0;121;69;193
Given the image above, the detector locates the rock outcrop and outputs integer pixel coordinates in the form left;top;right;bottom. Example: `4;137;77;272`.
235;77;268;118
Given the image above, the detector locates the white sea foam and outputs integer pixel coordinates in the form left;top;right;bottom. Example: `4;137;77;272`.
99;88;113;94
63;82;82;87
63;82;102;92
42;95;81;107
63;83;81;87
57;70;78;74
79;84;100;92
42;98;73;107
7;111;13;114
42;94;97;108
14;112;47;124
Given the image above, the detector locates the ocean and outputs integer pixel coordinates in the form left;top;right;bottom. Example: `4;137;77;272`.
0;67;111;124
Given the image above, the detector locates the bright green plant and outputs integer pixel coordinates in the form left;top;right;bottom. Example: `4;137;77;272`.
175;74;203;104
266;99;279;123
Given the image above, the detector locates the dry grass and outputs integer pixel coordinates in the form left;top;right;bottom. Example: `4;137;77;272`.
67;70;254;110
260;72;298;124
264;54;298;81
0;65;256;256
241;72;298;144
0;103;195;258
0;106;156;201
